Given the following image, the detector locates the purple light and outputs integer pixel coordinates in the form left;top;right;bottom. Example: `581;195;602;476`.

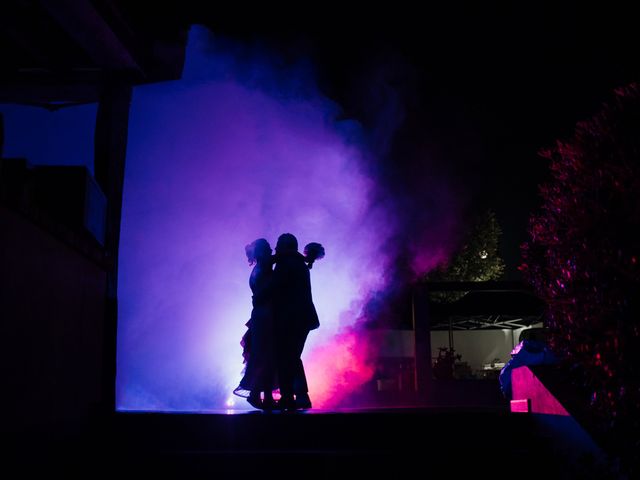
116;27;459;411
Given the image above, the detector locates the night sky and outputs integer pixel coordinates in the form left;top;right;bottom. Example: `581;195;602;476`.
4;3;638;277
198;1;640;278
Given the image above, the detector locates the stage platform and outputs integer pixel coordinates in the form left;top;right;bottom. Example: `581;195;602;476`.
6;405;588;479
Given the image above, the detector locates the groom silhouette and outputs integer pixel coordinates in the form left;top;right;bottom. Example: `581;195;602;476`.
272;233;318;410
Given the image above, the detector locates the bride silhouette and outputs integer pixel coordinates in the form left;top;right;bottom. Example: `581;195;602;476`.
233;238;278;409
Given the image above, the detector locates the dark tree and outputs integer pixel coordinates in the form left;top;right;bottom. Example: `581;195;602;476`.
426;209;505;303
521;83;640;476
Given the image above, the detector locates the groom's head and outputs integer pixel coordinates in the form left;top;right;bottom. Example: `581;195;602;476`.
275;233;298;254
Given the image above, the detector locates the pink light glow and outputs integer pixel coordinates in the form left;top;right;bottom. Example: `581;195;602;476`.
306;323;377;408
511;366;569;416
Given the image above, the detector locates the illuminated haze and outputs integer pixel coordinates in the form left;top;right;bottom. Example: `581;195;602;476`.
116;26;460;411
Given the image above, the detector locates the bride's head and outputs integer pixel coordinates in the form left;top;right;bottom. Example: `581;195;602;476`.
245;238;272;266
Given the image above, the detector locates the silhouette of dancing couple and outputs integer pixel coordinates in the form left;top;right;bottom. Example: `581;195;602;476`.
234;233;324;411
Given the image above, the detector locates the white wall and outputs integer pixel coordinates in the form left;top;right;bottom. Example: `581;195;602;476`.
430;324;543;371
370;324;544;373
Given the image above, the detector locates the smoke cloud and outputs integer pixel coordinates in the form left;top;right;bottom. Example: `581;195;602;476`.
116;26;460;411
